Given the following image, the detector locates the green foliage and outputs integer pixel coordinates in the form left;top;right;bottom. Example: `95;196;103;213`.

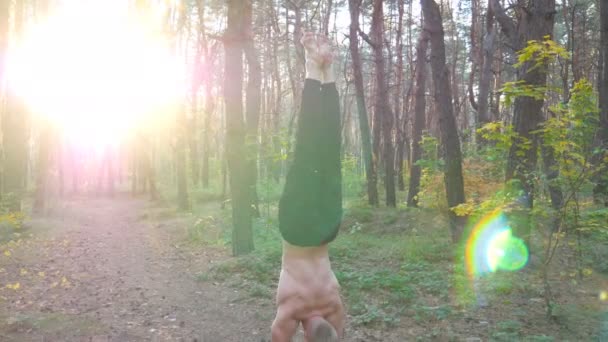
514;35;570;72
501;81;558;107
523;335;555;342
490;320;523;341
0;193;26;239
541;80;599;174
342;153;364;199
501;36;568;107
415;135;448;210
415;135;443;172
475;121;517;177
188;216;225;245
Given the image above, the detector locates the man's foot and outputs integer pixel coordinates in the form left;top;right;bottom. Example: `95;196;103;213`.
306;317;338;342
316;35;333;67
301;31;325;66
316;35;335;83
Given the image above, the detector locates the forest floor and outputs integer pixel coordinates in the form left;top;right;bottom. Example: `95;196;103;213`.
0;194;606;341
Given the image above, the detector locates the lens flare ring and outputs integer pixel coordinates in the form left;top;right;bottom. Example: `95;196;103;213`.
465;209;529;280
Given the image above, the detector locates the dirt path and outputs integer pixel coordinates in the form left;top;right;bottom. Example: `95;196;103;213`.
0;196;276;342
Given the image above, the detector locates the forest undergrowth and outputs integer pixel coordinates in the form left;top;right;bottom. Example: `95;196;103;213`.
188;154;608;341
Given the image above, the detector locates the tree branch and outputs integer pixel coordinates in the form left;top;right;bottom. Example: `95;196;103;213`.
489;0;517;41
358;28;375;48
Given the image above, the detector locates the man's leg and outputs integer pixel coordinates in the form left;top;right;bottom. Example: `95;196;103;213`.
318;78;342;244
278;78;326;247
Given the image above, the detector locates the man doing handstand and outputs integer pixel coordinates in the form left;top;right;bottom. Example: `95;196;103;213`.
271;33;345;342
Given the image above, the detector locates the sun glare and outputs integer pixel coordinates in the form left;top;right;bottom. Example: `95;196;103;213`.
7;1;185;148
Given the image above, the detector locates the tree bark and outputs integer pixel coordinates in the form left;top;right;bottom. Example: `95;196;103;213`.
595;0;608;206
422;0;466;243
491;0;556;207
348;0;378;206
33;127;51;214
0;0;8;97
491;0;556;246
176;107;190;210
477;6;496;132
244;14;261;217
3;0;27;212
407;31;429;208
224;0;254;255
371;0;396;207
394;0;406;192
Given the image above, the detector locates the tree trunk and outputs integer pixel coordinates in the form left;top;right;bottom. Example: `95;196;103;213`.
348;0;378;206
176;107;190;210
407;31;429;208
224;0;254;255
3;0;27;212
189;98;200;186
0;0;8;97
371;0;396;207
595;0;608;206
477;6;496;134
491;0;556;246
422;0;466;243
492;0;556;208
33;127;51;214
394;0;406;192
244;18;261;217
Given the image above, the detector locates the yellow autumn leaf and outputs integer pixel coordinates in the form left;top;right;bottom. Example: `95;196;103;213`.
38;272;45;278
60;277;71;288
3;250;11;257
582;268;593;276
20;269;28;276
6;282;20;290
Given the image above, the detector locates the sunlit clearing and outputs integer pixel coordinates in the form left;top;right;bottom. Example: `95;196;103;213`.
601;291;607;302
7;1;185;148
465;210;529;279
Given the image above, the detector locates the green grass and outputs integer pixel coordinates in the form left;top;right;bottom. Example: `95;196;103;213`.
195;200;461;327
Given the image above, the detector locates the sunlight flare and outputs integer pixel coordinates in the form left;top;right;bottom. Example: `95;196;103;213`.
465;210;529;278
7;1;185;148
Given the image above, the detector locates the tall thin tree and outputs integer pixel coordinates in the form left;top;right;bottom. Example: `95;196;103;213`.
407;30;429;208
348;0;378;206
224;0;254;255
421;0;466;242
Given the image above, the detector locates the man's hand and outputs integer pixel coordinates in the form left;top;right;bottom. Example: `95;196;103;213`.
271;243;345;342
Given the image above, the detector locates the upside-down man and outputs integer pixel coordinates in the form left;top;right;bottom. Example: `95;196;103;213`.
271;33;345;342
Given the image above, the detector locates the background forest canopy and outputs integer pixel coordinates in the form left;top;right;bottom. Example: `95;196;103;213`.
0;0;607;325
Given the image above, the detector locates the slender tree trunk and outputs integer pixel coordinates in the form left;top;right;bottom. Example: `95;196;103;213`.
189;98;200;186
477;6;496;134
244;18;261;217
270;2;283;181
371;0;396;207
467;0;480;113
33;126;51;214
422;0;466;242
407;31;429;208
0;0;8;97
394;0;406;192
3;0;27;211
176;107;189;210
348;0;378;205
595;0;608;206
224;0;254;255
